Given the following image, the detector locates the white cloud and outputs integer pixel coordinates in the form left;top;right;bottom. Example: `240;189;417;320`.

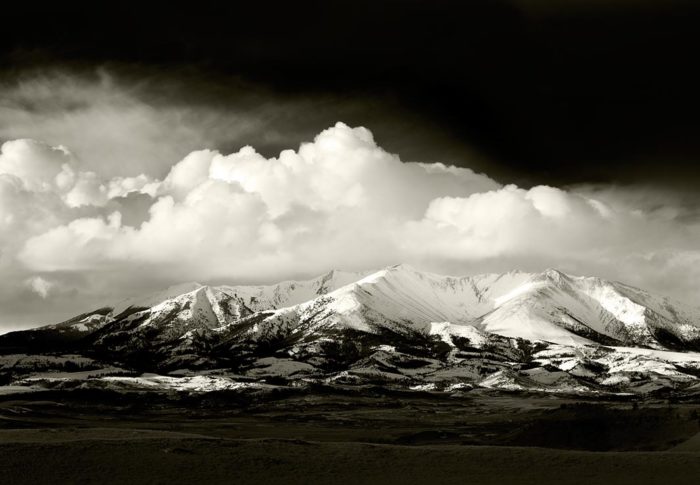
17;123;499;281
25;276;54;299
0;139;72;191
403;184;625;259
2;120;700;330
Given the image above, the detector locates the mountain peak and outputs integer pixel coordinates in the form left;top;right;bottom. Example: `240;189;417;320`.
542;267;564;276
318;268;345;282
387;263;418;272
110;281;205;317
539;268;571;283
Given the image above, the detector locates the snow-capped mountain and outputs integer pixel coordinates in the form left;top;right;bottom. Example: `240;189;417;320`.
2;265;700;397
212;264;700;351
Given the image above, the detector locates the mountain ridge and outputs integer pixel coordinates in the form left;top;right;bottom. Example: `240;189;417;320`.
6;264;700;352
2;265;700;397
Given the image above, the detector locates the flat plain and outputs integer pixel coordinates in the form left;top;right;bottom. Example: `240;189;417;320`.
1;388;699;484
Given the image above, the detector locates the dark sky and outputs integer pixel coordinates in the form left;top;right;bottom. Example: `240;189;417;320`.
3;0;699;187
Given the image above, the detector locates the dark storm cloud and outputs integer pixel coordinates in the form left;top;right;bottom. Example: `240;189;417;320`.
0;67;495;179
3;0;699;187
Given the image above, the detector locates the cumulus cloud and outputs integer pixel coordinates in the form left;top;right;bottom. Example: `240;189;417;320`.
0;139;72;191
16;123;500;281
0;138;155;210
2;120;700;330
25;276;53;299
400;184;700;299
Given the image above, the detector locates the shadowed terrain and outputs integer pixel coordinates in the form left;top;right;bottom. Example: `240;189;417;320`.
1;388;700;484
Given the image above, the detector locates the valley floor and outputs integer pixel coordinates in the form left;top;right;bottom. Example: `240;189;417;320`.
2;433;700;485
0;389;699;484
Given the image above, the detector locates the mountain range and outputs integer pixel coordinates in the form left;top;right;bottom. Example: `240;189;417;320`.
2;265;700;397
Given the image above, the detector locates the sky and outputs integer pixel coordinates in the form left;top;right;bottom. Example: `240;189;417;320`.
1;1;700;331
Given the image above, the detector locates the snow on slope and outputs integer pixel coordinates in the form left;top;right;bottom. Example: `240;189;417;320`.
7;265;700;397
10;264;700;354
483;270;700;348
217;269;371;312
106;269;369;320
87;270;372;350
110;282;205;317
235;265;700;350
